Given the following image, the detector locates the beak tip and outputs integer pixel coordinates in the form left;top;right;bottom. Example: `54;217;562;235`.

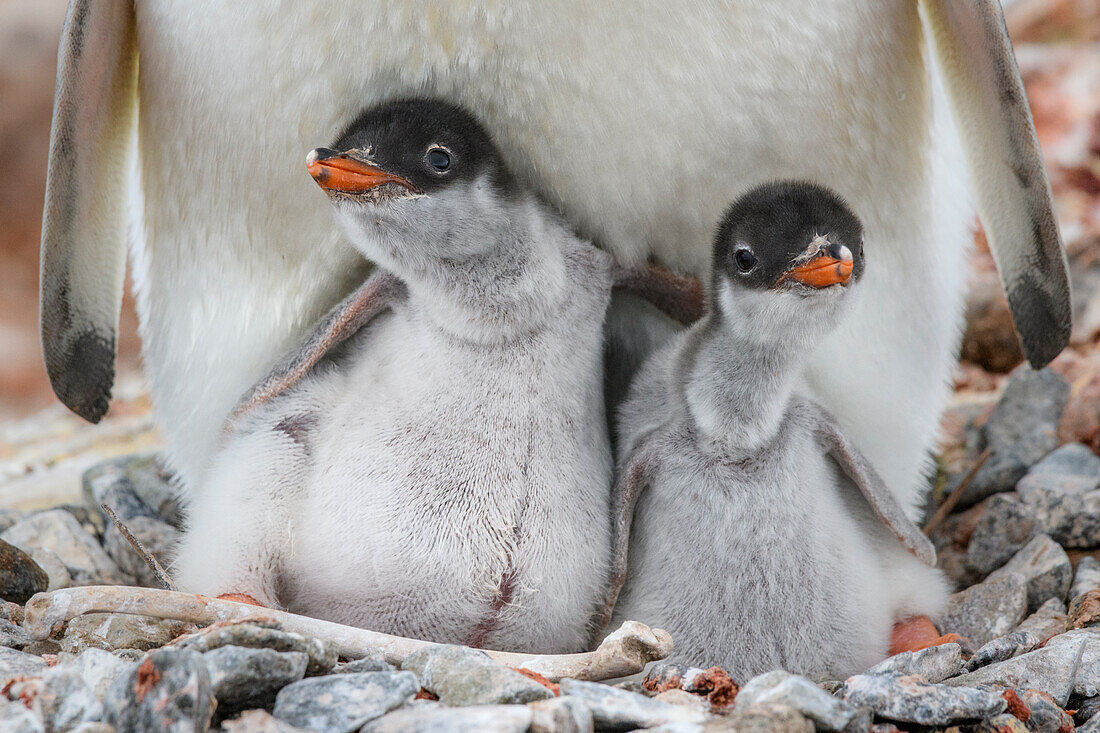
306;149;321;166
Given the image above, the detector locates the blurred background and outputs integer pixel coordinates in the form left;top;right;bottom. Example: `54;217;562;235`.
0;0;1098;428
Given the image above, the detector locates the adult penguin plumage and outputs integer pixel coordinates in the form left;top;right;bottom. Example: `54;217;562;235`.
40;1;1069;518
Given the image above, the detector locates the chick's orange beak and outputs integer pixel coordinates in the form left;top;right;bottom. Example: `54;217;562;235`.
306;148;416;193
781;250;854;288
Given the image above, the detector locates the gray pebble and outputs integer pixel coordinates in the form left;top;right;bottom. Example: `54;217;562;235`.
1073;556;1100;600
986;534;1071;613
401;645;553;706
0;539;48;605
1017;688;1074;733
864;643;963;683
0;618;31;650
1017;443;1100;501
103;647;216;733
69;724;115;733
965;631;1041;671
736;670;860;731
70;647;136;700
0;512;25;536
1014;597;1069;642
61;613;194;654
9;667;103;733
0;645;48;682
272;671;417;733
966;494;1038;577
840;674;1006;726
1082;710;1100;733
719;702;814;732
1;510;125;586
83;455;182;529
943;635;1086;706
363;704;533;732
1052;628;1100;697
558;679;709;729
174;621;336;676
1074;693;1100;725
529;696;594;733
956;366;1069;508
203;645;308;712
939;571;1029;647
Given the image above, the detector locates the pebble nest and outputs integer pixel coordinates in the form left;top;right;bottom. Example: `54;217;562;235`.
0;364;1097;732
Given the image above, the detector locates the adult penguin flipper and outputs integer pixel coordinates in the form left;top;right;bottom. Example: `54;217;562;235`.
803;401;938;566
40;0;138;423
230;270;407;423
921;0;1071;368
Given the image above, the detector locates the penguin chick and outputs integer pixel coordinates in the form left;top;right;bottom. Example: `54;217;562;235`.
605;181;950;679
173;99;627;653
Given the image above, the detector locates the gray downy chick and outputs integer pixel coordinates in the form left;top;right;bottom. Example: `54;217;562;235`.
605;181;949;679
172;98;687;654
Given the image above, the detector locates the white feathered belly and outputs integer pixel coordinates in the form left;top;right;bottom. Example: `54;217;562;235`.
134;0;971;516
279;315;613;653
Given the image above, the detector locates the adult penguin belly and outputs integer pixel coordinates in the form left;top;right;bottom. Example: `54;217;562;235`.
98;1;1017;517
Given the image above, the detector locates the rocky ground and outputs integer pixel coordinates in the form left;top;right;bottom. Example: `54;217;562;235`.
2;4;1100;733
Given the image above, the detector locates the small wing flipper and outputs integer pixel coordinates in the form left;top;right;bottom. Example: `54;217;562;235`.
40;0;138;422
803;401;937;566
921;0;1071;367
231;270;406;421
612;263;705;327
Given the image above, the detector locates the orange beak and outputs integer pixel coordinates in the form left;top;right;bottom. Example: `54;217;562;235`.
306;148;418;194
781;249;854;288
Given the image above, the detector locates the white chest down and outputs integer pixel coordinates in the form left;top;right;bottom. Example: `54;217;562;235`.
174;253;615;655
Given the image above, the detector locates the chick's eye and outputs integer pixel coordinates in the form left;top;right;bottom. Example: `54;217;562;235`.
427;147;452;171
735;249;756;273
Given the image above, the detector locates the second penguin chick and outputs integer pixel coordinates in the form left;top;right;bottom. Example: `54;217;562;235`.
173;99;624;654
606;182;950;679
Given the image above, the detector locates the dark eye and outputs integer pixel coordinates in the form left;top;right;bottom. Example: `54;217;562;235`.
427;147;452;172
735;248;756;273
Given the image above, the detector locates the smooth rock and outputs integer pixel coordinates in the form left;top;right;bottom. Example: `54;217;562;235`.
28;549;71;592
966;494;1039;577
736;671;858;731
61;613;193;653
559;679;709;729
1017;443;1100;500
71;648;136;700
364;704;533;732
1017;688;1074;733
1014;597;1069;642
203;646;307;712
1;510;125;585
103;648;216;733
0;645;47;681
0;512;24;536
717;702;813;733
0;698;45;733
174;621;336;676
986;535;1072;613
965;631;1041;671
865;643;964;683
956;366;1069;508
222;710;309;732
273;671;417;733
529;696;594;733
944;636;1085;706
940;572;1029;647
401;645;553;706
10;667;102;733
0;539;48;605
841;674;1006;725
